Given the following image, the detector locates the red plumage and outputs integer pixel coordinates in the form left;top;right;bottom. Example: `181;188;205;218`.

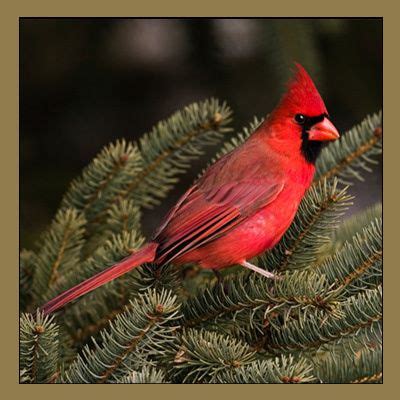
42;64;339;315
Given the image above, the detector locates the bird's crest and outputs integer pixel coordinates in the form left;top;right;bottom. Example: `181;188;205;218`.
275;63;328;117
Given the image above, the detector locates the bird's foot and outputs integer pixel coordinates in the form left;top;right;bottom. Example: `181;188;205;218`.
240;261;281;280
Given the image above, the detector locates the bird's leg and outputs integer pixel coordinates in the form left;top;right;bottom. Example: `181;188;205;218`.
240;261;279;280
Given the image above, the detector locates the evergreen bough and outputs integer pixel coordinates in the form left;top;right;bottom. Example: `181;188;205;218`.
19;99;382;383
20;311;60;383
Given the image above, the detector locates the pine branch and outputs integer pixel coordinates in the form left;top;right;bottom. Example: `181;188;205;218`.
61;139;142;233
116;366;168;383
31;209;86;304
64;288;125;345
170;329;256;383
105;198;141;237
82;198;142;266
216;355;317;383
330;203;382;251
315;111;382;185
309;320;381;366
60;289;181;383
260;178;352;272
127;98;232;209
20;311;60;383
57;326;77;369
132;262;183;295
20;249;37;312
316;218;382;295
182;268;342;332
269;286;382;352
294;316;381;377
314;342;382;383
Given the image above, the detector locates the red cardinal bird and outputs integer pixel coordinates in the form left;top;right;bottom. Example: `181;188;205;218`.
42;64;339;315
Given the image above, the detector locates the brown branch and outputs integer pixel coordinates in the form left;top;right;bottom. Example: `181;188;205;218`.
340;251;382;288
48;222;75;287
268;314;382;352
71;304;132;343
350;372;382;384
315;126;382;186
98;318;158;383
183;293;336;328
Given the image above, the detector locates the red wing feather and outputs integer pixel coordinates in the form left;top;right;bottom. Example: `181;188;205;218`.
154;180;284;266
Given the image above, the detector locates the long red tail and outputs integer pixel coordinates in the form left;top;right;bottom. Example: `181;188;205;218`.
41;242;158;315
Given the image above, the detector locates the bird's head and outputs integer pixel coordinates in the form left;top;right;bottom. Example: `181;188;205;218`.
268;63;340;164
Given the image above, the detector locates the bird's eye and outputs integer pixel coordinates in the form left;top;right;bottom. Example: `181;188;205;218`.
294;114;306;124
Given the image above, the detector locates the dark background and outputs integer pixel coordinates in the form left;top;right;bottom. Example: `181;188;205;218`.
20;18;382;249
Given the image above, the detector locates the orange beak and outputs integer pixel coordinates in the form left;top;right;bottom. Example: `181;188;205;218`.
308;117;340;142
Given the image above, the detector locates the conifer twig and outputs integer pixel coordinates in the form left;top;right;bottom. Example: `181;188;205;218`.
315;111;382;185
20;311;60;383
60;289;181;383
